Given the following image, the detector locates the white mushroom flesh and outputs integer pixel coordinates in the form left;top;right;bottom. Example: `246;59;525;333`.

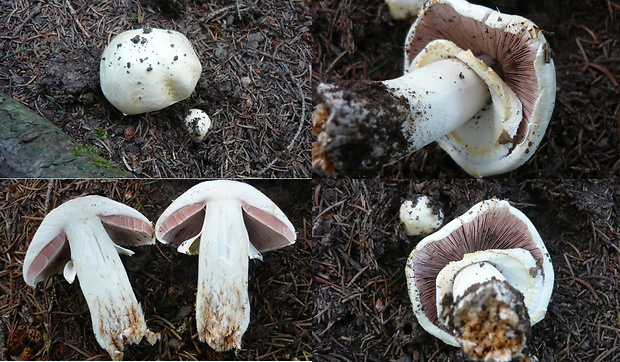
22;196;159;360
154;180;296;351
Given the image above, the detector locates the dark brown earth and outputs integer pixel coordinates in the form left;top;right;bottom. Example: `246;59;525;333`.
0;179;311;360
313;179;619;361
312;0;619;179
0;0;311;178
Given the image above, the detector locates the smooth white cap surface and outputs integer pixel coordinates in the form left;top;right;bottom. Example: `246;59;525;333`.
100;28;202;115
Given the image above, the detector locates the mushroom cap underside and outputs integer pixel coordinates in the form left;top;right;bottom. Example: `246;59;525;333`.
406;0;556;176
154;180;296;255
405;199;554;345
22;195;154;286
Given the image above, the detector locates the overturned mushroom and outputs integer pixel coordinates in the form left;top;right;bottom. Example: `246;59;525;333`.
313;0;556;177
154;180;296;351
100;28;202;115
405;199;553;361
22;195;159;360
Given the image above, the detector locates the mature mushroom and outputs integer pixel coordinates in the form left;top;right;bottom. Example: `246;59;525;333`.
313;0;556;177
405;199;554;361
22;195;159;360
399;195;443;236
154;180;296;351
184;108;212;142
100;28;202;115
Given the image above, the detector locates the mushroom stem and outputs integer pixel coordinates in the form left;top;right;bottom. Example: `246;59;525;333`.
65;218;158;361
450;261;505;300
196;200;250;351
313;58;490;176
443;278;530;362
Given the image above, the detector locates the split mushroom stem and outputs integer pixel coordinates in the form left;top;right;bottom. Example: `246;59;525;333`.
64;218;159;360
22;196;159;361
196;200;251;350
155;180;297;352
313;57;490;176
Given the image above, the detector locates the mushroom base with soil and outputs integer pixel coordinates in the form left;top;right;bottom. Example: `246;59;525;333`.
195;200;251;351
441;278;531;362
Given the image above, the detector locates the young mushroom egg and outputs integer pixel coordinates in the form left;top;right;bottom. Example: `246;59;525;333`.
399;195;444;236
184;109;212;142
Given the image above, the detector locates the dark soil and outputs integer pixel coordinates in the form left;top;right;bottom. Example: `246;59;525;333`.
312;0;620;178
0;0;311;178
312;179;620;361
0;179;311;360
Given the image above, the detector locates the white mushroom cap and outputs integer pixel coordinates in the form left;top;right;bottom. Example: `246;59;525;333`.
23;196;154;286
155;180;296;257
405;0;556;177
399;196;444;236
405;199;554;347
184;108;212;142
100;28;202;115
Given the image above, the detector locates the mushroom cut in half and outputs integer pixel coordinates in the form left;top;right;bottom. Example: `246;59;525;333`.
313;0;556;177
155;180;296;351
405;199;553;361
22;195;159;361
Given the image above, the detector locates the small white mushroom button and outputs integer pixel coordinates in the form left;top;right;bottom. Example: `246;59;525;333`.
399;195;443;236
385;0;426;19
184;109;212;142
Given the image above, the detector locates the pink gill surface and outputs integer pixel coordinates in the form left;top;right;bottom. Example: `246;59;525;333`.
158;203;205;245
100;215;153;235
27;233;66;284
242;205;295;251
